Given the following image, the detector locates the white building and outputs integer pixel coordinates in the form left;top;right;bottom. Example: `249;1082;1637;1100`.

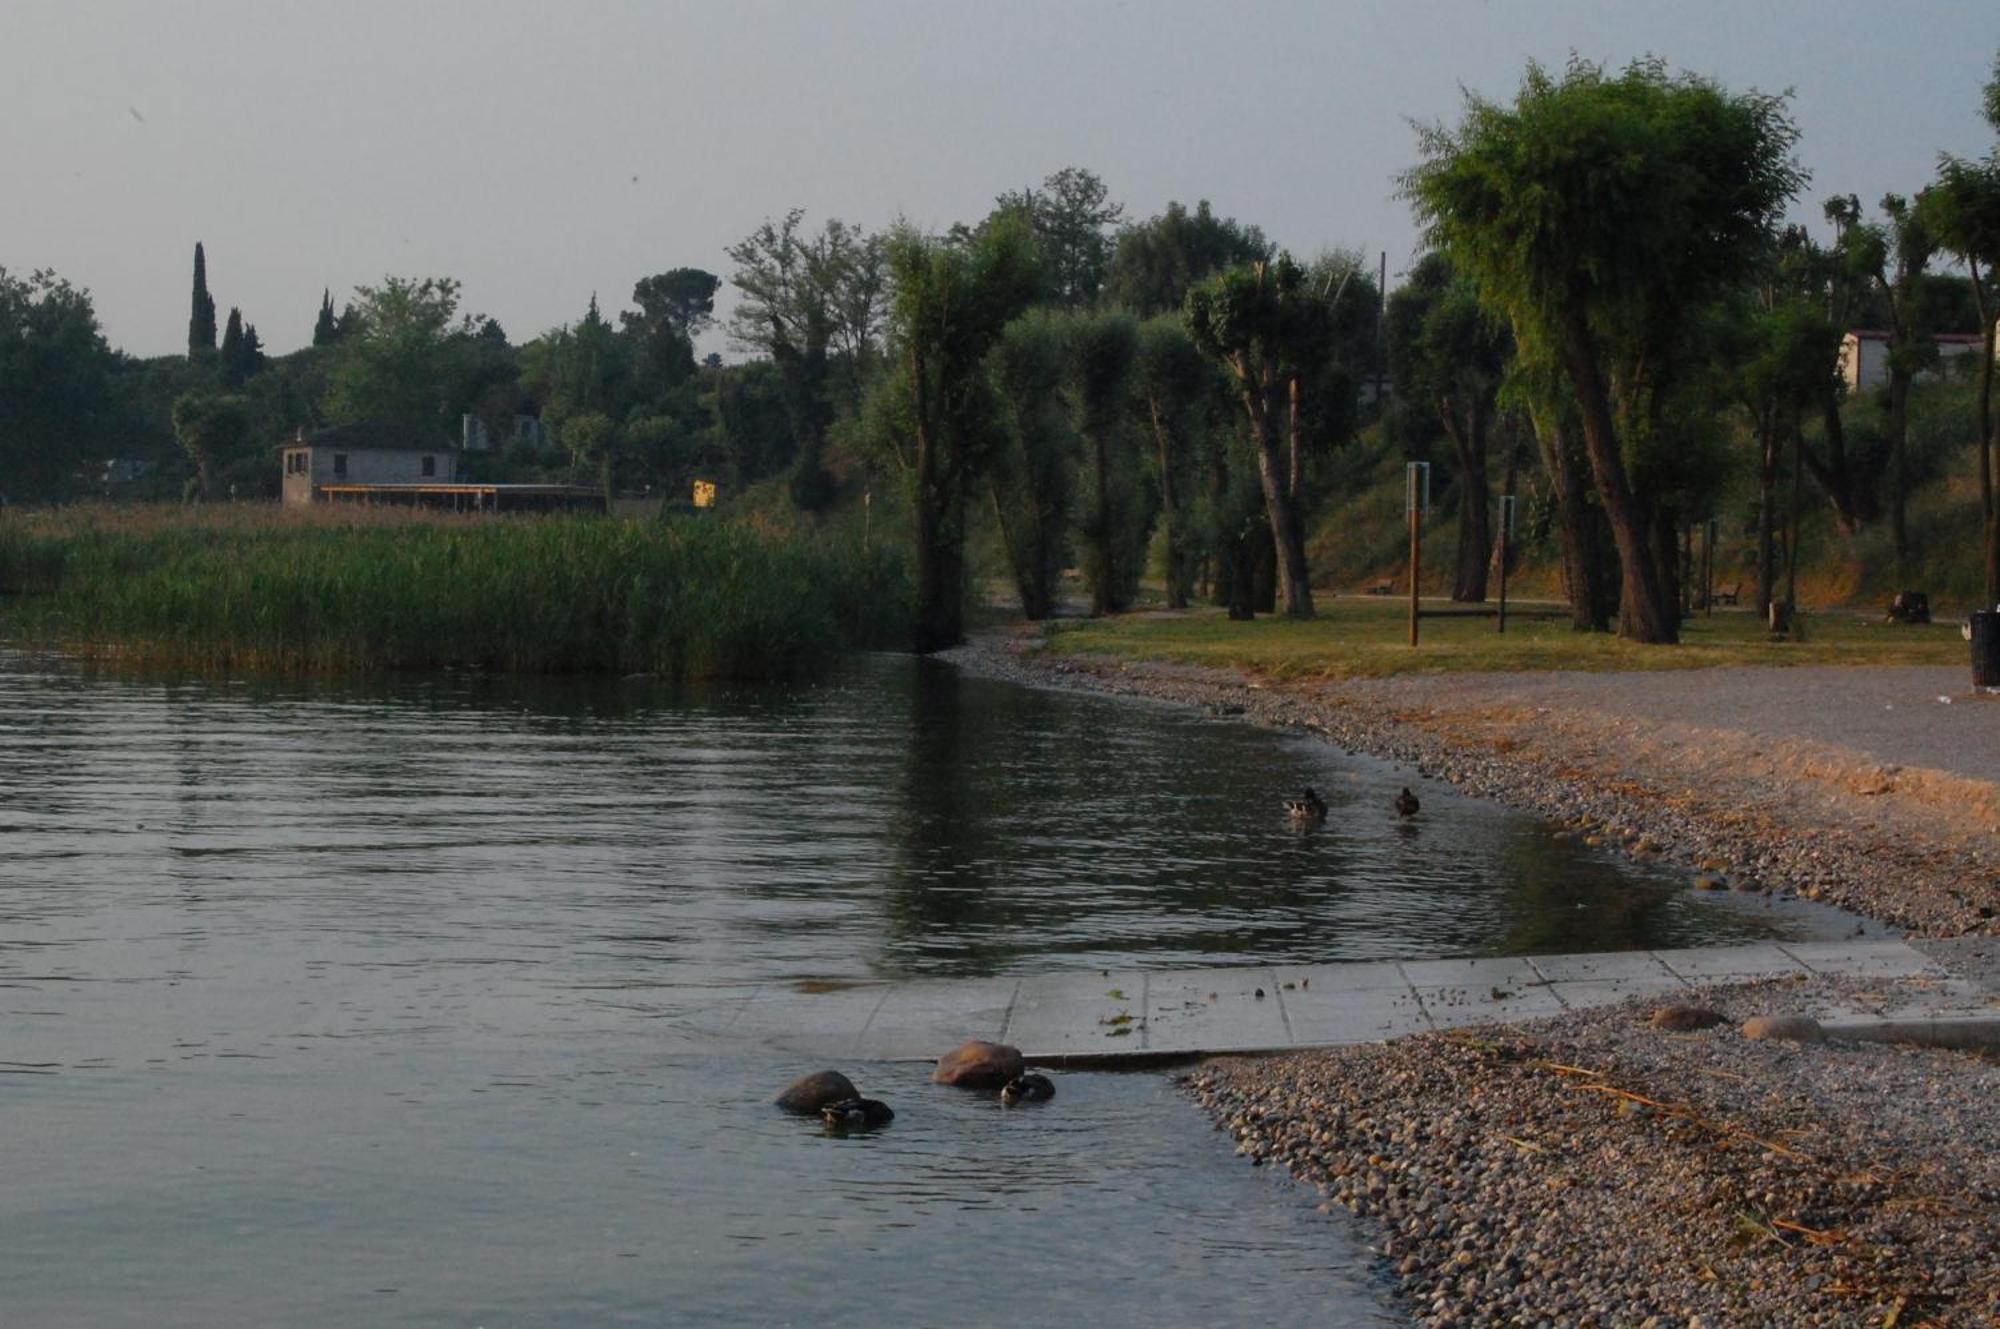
1837;329;1987;395
279;422;458;506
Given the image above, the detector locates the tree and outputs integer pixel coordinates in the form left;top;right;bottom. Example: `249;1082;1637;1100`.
1386;254;1511;601
876;217;1040;653
0;267;116;501
1184;255;1330;618
1106;201;1272;316
995;167;1124;309
1062;310;1144;614
562;411;619;507
1405;57;1804;643
312;288;341;346
217;307;264;389
987;311;1077;620
1851;193;1941;562
324;276;491;432
188;242;217;360
170;390;251;501
1928;52;2000;607
622;268;720;398
1130;315;1215;608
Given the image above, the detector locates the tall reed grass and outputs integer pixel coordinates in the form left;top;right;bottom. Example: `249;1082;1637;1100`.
0;506;910;678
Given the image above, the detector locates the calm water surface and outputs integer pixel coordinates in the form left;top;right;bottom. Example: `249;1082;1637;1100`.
0;653;1852;1325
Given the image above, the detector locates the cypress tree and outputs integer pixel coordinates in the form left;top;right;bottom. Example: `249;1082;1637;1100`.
218;307;246;387
312;288;339;346
188;242;217;358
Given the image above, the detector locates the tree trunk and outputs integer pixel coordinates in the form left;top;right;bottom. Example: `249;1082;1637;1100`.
1286;376;1303;502
1148;396;1189;610
1560;317;1677;644
1973;261;1997;610
1886;366;1913;565
1083;427;1114;616
990;484;1052;620
1240;375;1315;618
1799;385;1870;536
1786;411;1804;612
1530;411;1613;632
1755;405;1779;617
910;350;963;655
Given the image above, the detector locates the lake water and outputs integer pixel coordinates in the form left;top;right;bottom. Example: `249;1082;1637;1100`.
0;652;1855;1325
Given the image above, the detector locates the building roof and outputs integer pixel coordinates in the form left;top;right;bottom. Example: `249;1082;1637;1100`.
277;420;452;452
1844;329;1985;345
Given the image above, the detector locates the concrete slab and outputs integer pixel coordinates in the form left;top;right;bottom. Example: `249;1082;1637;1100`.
728;985;886;1056
1656;943;1809;983
1777;940;1944;979
1279;979;1432;1045
1400;955;1546;989
1527;951;1684;985
1415;985;1570;1028
1275;960;1414;992
1002;970;1147;1057
854;977;1018;1061
1146;968;1288;1054
1548;978;1689;1013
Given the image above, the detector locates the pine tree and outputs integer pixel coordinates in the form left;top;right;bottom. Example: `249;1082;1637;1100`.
218;307;246;387
312;288;340;346
241;322;264;377
188;242;217;358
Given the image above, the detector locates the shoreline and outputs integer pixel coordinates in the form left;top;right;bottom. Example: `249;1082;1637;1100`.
945;625;1998;941
946;624;2000;1326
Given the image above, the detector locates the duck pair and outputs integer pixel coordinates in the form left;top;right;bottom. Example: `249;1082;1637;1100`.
1283;786;1420;822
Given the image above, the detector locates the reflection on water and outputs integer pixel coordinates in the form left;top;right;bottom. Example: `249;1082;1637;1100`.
0;651;1842;1325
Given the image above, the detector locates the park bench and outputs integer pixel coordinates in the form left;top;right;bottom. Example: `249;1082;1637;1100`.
1712;580;1742;606
1364;578;1395;596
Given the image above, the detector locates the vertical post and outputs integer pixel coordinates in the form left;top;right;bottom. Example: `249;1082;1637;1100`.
863;487;872;548
1497;494;1516;634
1704;517;1718;617
1407;462;1428;648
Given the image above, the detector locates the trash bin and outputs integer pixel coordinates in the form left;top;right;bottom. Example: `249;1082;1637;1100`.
1974;610;2000;688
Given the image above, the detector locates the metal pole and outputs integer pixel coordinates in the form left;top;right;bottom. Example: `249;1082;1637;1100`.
1407;462;1428;648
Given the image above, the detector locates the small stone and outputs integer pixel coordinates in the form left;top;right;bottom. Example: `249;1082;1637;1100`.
1649;1004;1726;1032
1692;875;1723;892
774;1069;860;1115
1740;1014;1824;1042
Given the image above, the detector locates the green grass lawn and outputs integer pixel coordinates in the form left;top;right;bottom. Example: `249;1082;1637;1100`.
1038;595;1971;681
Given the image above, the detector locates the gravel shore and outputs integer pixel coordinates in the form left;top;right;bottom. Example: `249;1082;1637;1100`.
1187;977;2000;1327
947;627;2000;1326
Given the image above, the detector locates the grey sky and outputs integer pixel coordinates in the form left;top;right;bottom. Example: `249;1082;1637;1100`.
5;0;1995;361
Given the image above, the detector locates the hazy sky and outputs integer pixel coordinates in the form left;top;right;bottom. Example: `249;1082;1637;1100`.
5;0;1996;361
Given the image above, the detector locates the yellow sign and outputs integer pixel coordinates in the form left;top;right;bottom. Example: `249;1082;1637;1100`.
692;480;717;509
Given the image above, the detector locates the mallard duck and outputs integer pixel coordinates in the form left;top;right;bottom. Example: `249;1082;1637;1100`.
821;1097;895;1130
1394;787;1420;818
999;1073;1056;1105
1283;787;1328;823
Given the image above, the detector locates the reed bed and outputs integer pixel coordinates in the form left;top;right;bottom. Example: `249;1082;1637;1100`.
0;505;909;678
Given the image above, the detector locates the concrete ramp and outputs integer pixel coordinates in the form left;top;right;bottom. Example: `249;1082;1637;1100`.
677;940;1993;1065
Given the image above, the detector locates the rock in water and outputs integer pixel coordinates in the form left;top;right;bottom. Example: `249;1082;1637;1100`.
1741;1014;1825;1043
775;1069;860;1115
932;1039;1024;1089
1649;1004;1726;1032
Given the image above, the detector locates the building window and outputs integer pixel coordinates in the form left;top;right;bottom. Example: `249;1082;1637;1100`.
422;455;436;478
333;453;348;478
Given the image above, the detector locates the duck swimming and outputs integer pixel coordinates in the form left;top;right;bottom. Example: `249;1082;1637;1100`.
1394;787;1420;818
821;1097;895;1130
1283;787;1328;823
999;1073;1056;1105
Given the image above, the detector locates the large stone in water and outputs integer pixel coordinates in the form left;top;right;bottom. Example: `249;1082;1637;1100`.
932;1039;1024;1089
775;1069;859;1114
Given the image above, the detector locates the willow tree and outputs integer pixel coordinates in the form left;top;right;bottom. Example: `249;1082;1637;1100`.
1131;315;1213;608
880;218;1040;653
1404;58;1804;643
1183;254;1327;618
987;310;1076;620
1063;310;1143;615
